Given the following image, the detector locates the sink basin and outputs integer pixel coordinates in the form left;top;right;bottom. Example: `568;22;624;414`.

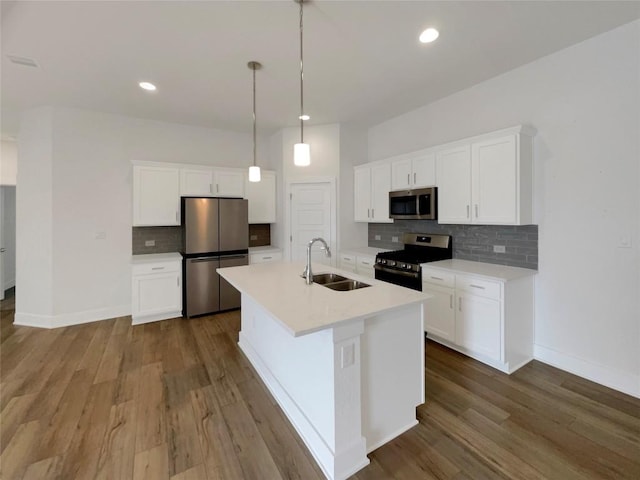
312;273;348;285
323;280;371;291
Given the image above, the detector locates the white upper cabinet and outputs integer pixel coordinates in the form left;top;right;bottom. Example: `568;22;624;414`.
436;126;534;225
436;145;472;223
133;165;180;226
213;168;245;197
390;152;436;190
180;168;214;196
354;163;393;223
244;170;276;224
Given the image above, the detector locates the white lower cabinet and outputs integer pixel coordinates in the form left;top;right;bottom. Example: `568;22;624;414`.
356;255;376;278
249;249;282;264
132;254;182;325
338;253;357;273
422;263;534;374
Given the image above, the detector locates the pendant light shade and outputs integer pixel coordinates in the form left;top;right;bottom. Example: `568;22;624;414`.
293;143;310;166
248;61;262;182
293;0;310;167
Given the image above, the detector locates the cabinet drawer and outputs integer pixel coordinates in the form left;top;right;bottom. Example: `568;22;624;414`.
457;275;501;299
356;255;375;269
249;252;282;264
133;261;181;276
339;254;356;265
422;268;455;288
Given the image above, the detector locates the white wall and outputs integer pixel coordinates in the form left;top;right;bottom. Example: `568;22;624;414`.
1;140;18;185
368;21;640;397
15;106;257;327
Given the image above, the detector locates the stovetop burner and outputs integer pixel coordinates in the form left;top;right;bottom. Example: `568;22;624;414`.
374;233;452;290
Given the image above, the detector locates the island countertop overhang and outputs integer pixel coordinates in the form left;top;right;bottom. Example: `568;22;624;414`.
218;261;432;337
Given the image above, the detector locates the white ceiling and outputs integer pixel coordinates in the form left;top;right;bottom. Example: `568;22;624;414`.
2;1;639;140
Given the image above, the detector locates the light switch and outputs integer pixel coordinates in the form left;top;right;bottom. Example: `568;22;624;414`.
95;231;106;240
392;236;399;243
145;240;155;247
375;235;381;241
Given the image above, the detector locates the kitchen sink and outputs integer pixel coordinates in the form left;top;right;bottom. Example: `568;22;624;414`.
311;273;348;285
323;279;371;291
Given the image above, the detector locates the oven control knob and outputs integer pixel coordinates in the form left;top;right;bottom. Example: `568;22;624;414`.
406;264;413;270
388;261;396;267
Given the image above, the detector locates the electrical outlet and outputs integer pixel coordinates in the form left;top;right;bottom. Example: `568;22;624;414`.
95;231;106;240
145;240;156;247
250;235;258;241
493;245;506;253
374;235;381;241
341;343;355;368
392;236;399;243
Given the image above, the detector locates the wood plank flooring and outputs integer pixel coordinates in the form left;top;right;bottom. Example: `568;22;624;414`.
1;290;639;479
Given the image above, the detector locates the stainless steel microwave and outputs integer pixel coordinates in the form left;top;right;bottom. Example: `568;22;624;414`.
389;187;437;220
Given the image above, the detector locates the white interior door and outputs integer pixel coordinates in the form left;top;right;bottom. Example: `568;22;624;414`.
289;182;333;266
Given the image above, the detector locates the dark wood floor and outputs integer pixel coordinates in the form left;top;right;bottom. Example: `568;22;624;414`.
1;290;639;479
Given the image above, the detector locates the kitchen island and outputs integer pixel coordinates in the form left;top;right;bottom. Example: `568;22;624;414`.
218;261;431;480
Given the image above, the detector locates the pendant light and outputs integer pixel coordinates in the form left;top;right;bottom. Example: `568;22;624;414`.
248;61;262;182
293;0;310;167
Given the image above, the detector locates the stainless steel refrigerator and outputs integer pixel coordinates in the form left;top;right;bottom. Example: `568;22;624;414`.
182;197;248;318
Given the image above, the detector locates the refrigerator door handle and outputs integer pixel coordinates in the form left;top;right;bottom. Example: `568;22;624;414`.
221;254;249;260
190;257;220;263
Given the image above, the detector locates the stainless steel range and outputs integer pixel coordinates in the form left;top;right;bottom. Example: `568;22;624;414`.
374;233;452;291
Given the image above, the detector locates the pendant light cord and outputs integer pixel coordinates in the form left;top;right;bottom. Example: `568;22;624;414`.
252;65;257;167
299;0;304;143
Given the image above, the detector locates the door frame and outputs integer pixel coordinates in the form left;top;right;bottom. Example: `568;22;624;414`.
284;177;337;266
0;187;4;300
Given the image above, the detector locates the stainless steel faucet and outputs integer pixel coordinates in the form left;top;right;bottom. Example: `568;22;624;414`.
302;237;331;284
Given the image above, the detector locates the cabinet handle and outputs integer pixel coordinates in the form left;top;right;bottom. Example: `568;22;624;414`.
367;208;370;218
152;267;165;271
407;173;410;184
361;261;370;265
470;284;485;290
458;297;462;311
372;208;375;218
175;211;178;222
466;205;470;219
414;172;417;184
263;256;272;260
217;184;220;193
450;294;453;309
210;184;213;194
430;275;444;281
177;277;180;286
475;204;479;218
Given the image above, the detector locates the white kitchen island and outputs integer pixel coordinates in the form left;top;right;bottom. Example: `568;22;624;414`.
218;261;431;480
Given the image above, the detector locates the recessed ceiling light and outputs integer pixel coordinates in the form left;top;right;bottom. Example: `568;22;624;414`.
419;28;439;44
139;81;157;91
299;115;310;121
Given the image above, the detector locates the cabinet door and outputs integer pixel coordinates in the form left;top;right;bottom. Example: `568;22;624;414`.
180;169;214;196
245;170;276;223
422;283;455;342
390;158;412;190
356;255;375;278
133;166;180;226
249;251;283;264
412;153;436;188
455;292;501;361
132;272;181;317
472;135;517;224
354;167;372;222
370;163;392;223
214;169;244;197
436;145;471;224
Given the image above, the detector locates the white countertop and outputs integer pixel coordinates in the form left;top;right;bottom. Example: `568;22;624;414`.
424;259;537;281
249;246;282;254
131;252;182;264
218;261;431;337
340;246;390;257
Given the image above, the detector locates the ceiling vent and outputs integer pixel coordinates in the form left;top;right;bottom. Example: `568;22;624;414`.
7;55;39;68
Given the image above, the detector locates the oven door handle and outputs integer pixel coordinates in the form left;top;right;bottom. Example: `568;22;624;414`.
374;264;420;279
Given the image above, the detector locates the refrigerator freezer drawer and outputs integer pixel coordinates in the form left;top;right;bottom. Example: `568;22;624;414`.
219;254;248;311
185;256;220;317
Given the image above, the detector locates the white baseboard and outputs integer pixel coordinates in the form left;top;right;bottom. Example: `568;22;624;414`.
14;305;131;329
534;344;640;399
